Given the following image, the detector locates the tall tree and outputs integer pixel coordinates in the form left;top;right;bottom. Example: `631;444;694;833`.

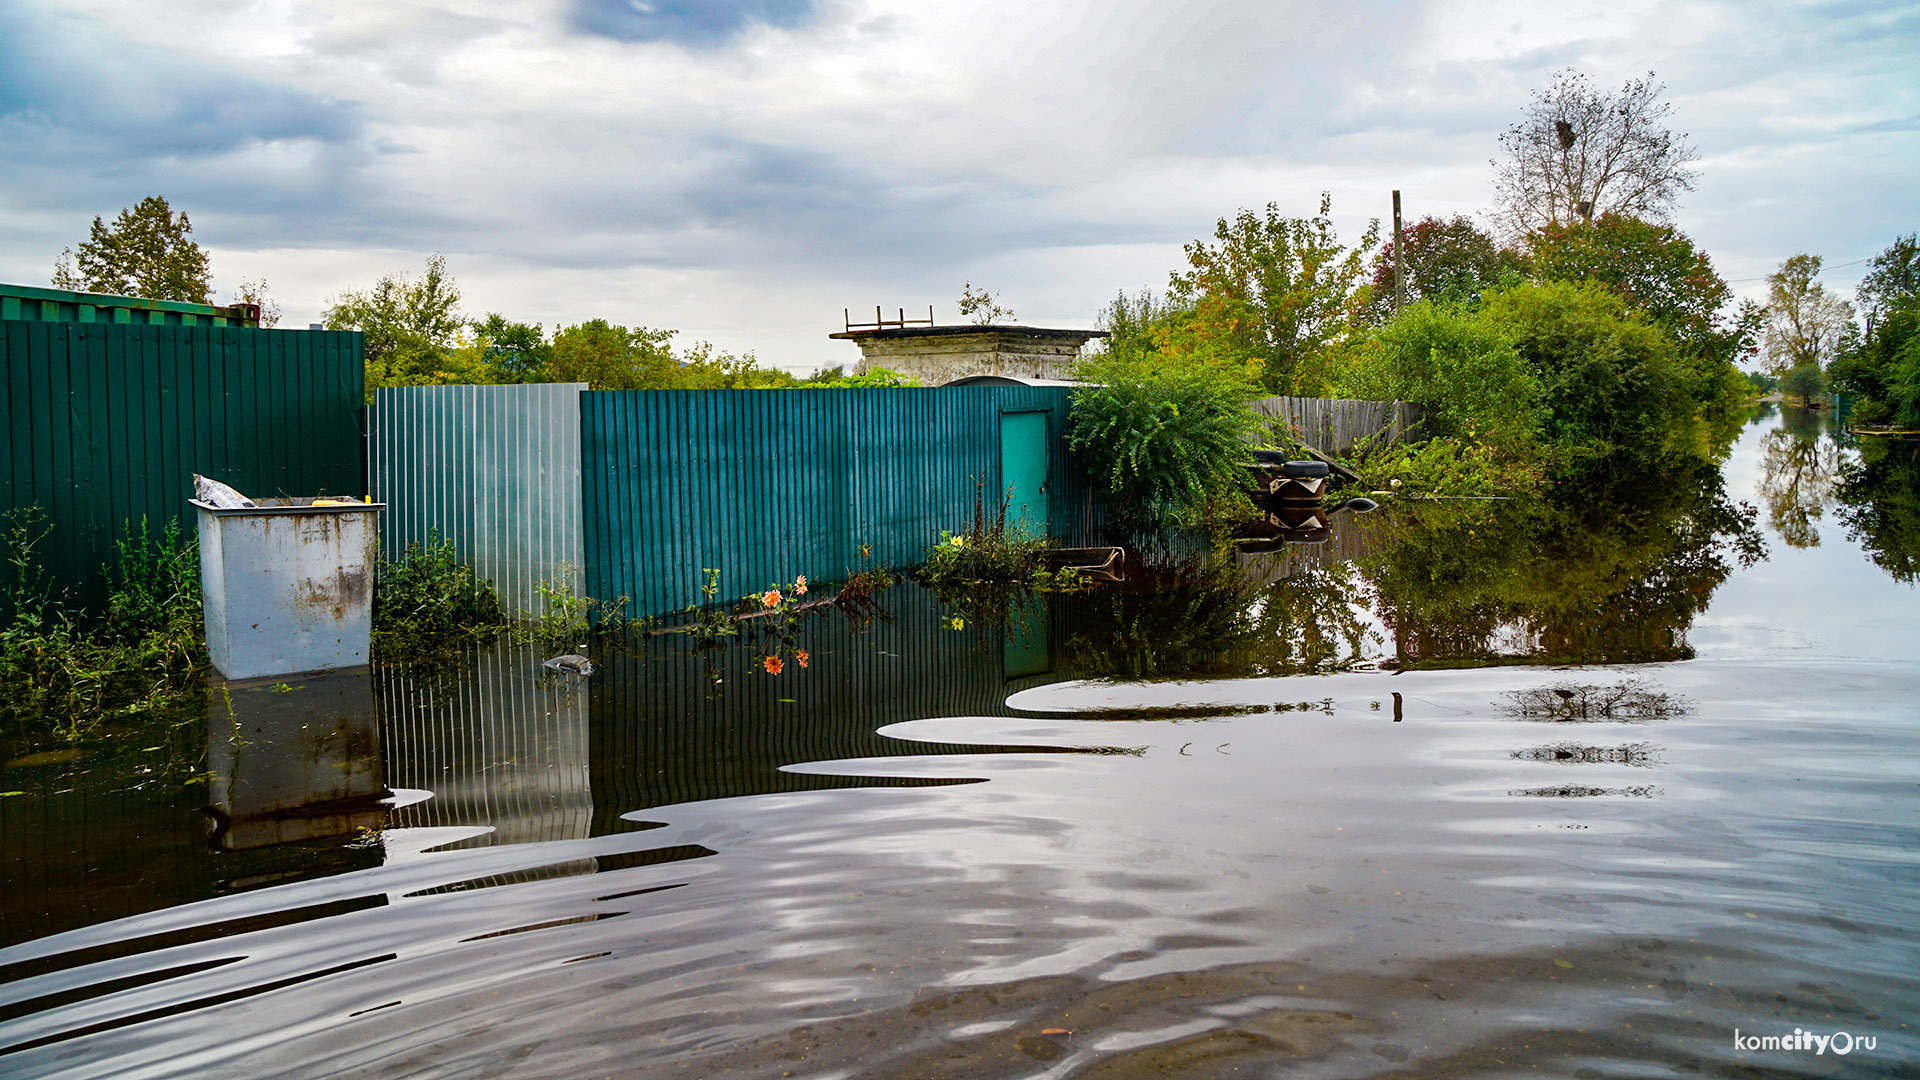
51;195;213;303
1856;233;1919;324
1764;254;1856;374
1169;192;1379;394
546;320;678;390
325;255;469;400
1492;71;1698;236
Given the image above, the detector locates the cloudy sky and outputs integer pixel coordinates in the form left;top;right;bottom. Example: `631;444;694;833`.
1;0;1914;372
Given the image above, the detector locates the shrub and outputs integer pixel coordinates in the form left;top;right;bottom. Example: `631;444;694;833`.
920;484;1051;585
1779;364;1826;405
1336;299;1546;457
1067;354;1263;532
372;532;506;661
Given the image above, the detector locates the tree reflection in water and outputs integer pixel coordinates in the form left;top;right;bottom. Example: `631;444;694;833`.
1758;405;1847;548
1048;446;1770;677
1835;435;1920;582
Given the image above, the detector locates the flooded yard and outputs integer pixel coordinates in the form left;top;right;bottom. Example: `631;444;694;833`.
3;406;1917;1078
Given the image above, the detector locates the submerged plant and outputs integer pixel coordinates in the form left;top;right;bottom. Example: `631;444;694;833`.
372;531;506;662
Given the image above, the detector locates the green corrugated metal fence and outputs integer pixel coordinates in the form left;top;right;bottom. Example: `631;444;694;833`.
1;282;261;327
581;387;1095;620
1;320;364;612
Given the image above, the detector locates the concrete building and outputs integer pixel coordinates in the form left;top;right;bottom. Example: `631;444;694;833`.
828;324;1107;385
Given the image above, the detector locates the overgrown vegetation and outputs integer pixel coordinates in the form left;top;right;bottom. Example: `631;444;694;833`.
370;532;507;663
1066;353;1264;534
1;511;208;742
919;485;1053;586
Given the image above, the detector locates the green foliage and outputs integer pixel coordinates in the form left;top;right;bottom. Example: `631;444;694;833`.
1354;437;1538;496
522;566;629;647
1779;364;1826;405
1856;233;1918;320
1831;237;1920;428
371;532;506;662
326;255;470;401
957;282;1015;324
798;365;921;388
1;510;208;741
1481;280;1695;455
51;195;212;303
920;485;1052;586
1067;353;1264;532
1336;299;1546;456
1745;370;1779;395
471;313;553;383
1363;215;1523;321
1526;214;1757;390
1168;192;1381;393
1764;254;1857;375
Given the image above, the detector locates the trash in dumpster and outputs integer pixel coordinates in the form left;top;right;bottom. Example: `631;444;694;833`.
194;473;256;509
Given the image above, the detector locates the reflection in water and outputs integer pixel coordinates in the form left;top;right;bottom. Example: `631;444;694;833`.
3;407;1919;1077
1835;435;1920;581
1758;406;1848;548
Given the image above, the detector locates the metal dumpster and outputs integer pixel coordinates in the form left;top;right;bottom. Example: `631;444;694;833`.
193;497;384;680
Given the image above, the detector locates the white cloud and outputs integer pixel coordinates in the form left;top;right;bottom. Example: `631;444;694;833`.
0;0;1913;371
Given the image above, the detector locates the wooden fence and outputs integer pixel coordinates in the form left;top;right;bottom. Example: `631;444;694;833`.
1255;396;1423;456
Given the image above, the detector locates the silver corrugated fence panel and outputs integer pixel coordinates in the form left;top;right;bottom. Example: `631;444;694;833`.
370;383;587;616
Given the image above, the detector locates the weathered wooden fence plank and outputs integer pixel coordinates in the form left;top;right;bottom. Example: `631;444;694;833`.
1253;396;1423;456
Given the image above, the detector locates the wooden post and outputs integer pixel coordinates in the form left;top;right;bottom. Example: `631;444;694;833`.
1391;190;1405;314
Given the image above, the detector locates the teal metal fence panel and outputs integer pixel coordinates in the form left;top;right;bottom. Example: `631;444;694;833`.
581;387;1094;620
0;320;363;612
370;384;588;616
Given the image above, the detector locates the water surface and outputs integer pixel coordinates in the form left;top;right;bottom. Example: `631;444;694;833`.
3;406;1916;1078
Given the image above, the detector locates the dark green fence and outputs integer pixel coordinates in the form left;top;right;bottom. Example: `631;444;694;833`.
1;320;364;612
581;387;1096;619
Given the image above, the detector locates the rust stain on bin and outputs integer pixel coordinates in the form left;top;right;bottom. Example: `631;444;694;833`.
195;498;385;680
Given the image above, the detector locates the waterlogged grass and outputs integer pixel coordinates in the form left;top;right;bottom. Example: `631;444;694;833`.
1;510;209;743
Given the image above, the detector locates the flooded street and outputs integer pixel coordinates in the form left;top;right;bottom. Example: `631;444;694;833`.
4;406;1917;1078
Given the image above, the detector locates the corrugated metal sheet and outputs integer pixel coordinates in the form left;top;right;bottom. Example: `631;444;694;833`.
582;387;1095;620
370;384;587;617
0;320;364;612
0;282;260;327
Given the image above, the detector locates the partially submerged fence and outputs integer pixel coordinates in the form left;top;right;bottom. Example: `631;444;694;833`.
1;320;363;611
1256;396;1422;456
372;385;1095;622
371;383;586;616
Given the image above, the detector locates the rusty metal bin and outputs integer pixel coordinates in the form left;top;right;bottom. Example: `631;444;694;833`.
193;498;384;680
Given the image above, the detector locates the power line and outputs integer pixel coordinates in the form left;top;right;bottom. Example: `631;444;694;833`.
1723;254;1876;285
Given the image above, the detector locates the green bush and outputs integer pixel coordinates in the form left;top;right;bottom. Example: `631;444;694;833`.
1067;354;1263;531
920;485;1052;585
1779;364;1826;405
1482;280;1695;456
372;532;506;661
1336;299;1546;456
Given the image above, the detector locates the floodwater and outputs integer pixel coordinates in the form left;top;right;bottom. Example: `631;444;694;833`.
3;406;1917;1078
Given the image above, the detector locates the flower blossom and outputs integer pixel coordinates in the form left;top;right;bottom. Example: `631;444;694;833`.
794;575;808;596
763;655;784;675
796;649;810;668
762;589;782;608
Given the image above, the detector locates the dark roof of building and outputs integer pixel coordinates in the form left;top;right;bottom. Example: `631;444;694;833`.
829;324;1108;341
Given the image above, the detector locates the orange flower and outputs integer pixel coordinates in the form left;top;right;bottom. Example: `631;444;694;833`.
763;655;784;675
762;588;782;608
794;575;808;596
796;649;809;668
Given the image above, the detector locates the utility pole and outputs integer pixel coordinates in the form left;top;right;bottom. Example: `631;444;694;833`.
1391;190;1405;315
